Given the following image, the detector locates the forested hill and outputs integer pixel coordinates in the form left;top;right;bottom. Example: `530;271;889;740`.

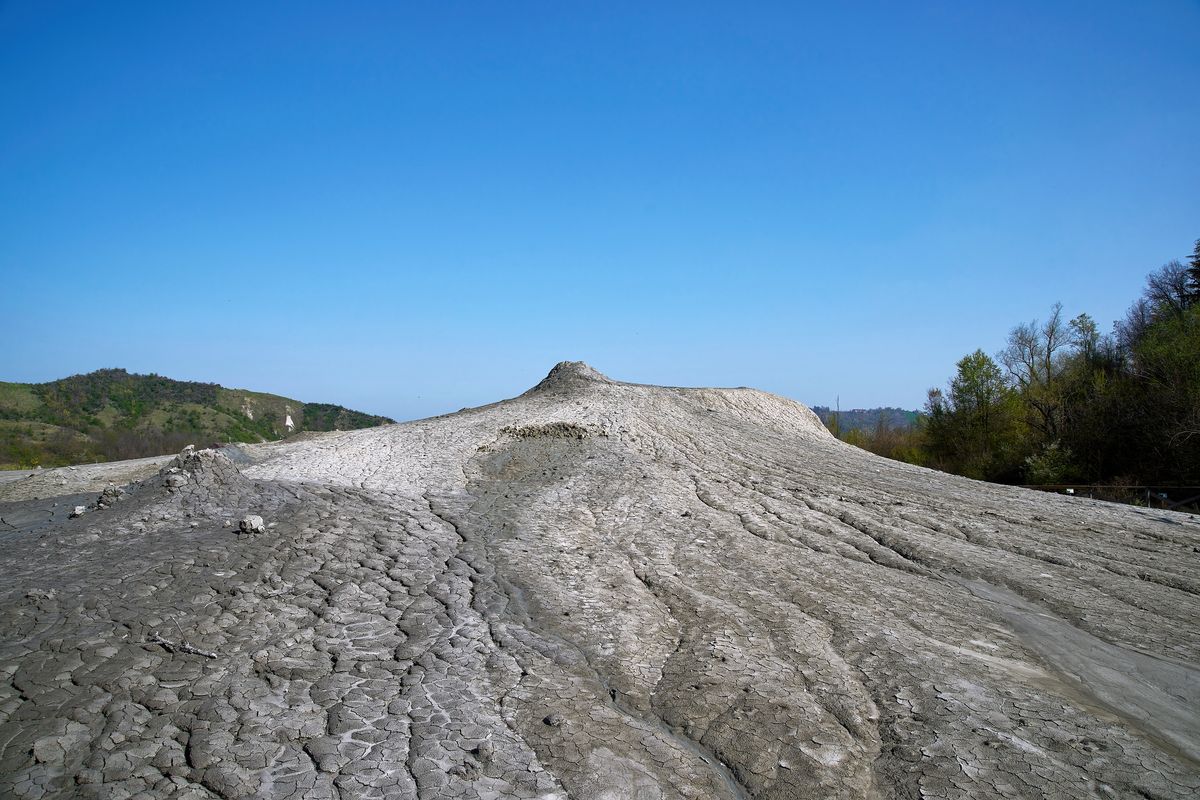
810;406;920;434
0;369;394;468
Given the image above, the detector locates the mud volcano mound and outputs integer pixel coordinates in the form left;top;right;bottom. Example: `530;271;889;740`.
1;362;1198;799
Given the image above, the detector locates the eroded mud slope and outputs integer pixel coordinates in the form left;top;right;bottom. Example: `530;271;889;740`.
2;362;1198;799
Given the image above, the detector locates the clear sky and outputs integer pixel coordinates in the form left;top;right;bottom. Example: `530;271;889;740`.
2;1;1197;420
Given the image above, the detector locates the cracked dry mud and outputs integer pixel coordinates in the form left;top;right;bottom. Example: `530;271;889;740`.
1;362;1198;799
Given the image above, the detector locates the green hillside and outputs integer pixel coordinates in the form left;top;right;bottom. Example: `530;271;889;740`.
0;369;394;468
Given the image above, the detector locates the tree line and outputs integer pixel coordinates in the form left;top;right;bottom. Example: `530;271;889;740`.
838;238;1200;491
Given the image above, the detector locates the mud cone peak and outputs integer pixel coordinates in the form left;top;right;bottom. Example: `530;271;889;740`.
525;360;614;394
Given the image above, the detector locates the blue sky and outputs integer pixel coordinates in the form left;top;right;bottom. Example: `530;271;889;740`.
2;1;1197;420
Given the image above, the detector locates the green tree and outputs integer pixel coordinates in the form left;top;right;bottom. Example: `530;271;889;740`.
1068;313;1099;363
1023;441;1076;484
1187;238;1200;305
1055;316;1124;481
925;350;1023;480
1000;302;1071;442
1144;259;1193;317
1126;304;1200;481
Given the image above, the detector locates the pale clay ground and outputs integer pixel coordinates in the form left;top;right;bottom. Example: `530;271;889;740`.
0;362;1197;799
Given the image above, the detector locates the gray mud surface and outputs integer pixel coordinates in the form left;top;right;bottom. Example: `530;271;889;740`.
0;456;173;501
1;362;1198;799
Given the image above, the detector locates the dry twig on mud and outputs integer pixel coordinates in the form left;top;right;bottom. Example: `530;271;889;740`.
146;633;218;659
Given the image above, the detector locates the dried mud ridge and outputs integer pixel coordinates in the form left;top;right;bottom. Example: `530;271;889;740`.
1;361;1198;799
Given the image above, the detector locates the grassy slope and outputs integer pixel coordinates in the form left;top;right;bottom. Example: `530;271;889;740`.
0;383;39;413
0;369;393;468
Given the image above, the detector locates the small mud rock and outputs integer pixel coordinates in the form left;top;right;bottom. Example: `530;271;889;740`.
96;484;124;508
69;505;87;518
239;515;265;534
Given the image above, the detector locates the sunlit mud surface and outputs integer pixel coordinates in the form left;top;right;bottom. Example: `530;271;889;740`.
2;363;1198;799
